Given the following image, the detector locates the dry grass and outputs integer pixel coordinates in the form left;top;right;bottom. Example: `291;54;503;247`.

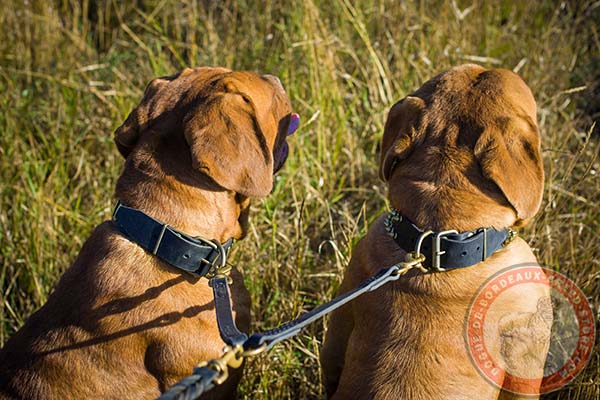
0;1;598;399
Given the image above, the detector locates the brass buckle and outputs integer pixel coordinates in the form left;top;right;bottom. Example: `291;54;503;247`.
412;229;458;272
431;229;458;271
204;240;231;280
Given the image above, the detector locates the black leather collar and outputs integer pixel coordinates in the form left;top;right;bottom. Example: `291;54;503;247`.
384;209;514;271
112;201;233;277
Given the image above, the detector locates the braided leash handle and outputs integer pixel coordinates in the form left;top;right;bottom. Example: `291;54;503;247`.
157;366;218;400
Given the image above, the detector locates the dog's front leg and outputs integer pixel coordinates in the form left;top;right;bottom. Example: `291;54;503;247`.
321;259;369;398
321;302;354;397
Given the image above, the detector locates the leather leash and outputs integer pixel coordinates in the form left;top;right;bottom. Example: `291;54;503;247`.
215;265;405;351
159;211;519;400
240;263;414;351
211;276;248;347
158;253;427;400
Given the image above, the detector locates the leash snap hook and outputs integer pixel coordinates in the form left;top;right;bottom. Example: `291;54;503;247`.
392;251;428;276
197;345;244;385
388;230;434;275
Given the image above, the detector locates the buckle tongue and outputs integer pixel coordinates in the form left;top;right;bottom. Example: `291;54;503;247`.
431;230;458;271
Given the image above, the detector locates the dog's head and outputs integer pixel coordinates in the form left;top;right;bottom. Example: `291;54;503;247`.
380;64;543;226
114;67;298;198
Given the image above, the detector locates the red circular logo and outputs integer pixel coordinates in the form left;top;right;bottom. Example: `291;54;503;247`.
465;264;595;394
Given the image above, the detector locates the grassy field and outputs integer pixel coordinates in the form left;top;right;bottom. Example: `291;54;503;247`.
0;0;598;398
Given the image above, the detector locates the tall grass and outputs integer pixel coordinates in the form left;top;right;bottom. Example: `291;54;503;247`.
0;1;598;398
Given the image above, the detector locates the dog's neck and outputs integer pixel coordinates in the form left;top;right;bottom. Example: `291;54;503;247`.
388;176;517;233
114;154;249;244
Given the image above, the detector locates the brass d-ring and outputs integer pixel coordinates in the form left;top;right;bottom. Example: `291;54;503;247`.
414;230;434;256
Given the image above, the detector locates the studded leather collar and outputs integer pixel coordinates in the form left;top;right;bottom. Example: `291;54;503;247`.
384;209;515;271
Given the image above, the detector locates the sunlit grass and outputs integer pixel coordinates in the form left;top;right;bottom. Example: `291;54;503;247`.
0;1;598;399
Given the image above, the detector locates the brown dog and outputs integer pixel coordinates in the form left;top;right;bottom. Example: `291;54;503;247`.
321;64;551;399
0;67;297;399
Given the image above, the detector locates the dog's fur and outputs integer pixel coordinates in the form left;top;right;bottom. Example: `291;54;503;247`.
321;64;550;399
0;67;294;399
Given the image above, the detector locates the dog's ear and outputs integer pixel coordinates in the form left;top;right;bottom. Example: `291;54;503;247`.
380;96;426;181
113;76;174;158
183;90;275;198
474;116;544;221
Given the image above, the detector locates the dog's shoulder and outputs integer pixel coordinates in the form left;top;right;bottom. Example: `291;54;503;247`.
54;221;149;297
346;215;408;281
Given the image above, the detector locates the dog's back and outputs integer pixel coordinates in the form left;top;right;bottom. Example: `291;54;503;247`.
0;67;296;399
0;223;162;399
322;64;549;399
